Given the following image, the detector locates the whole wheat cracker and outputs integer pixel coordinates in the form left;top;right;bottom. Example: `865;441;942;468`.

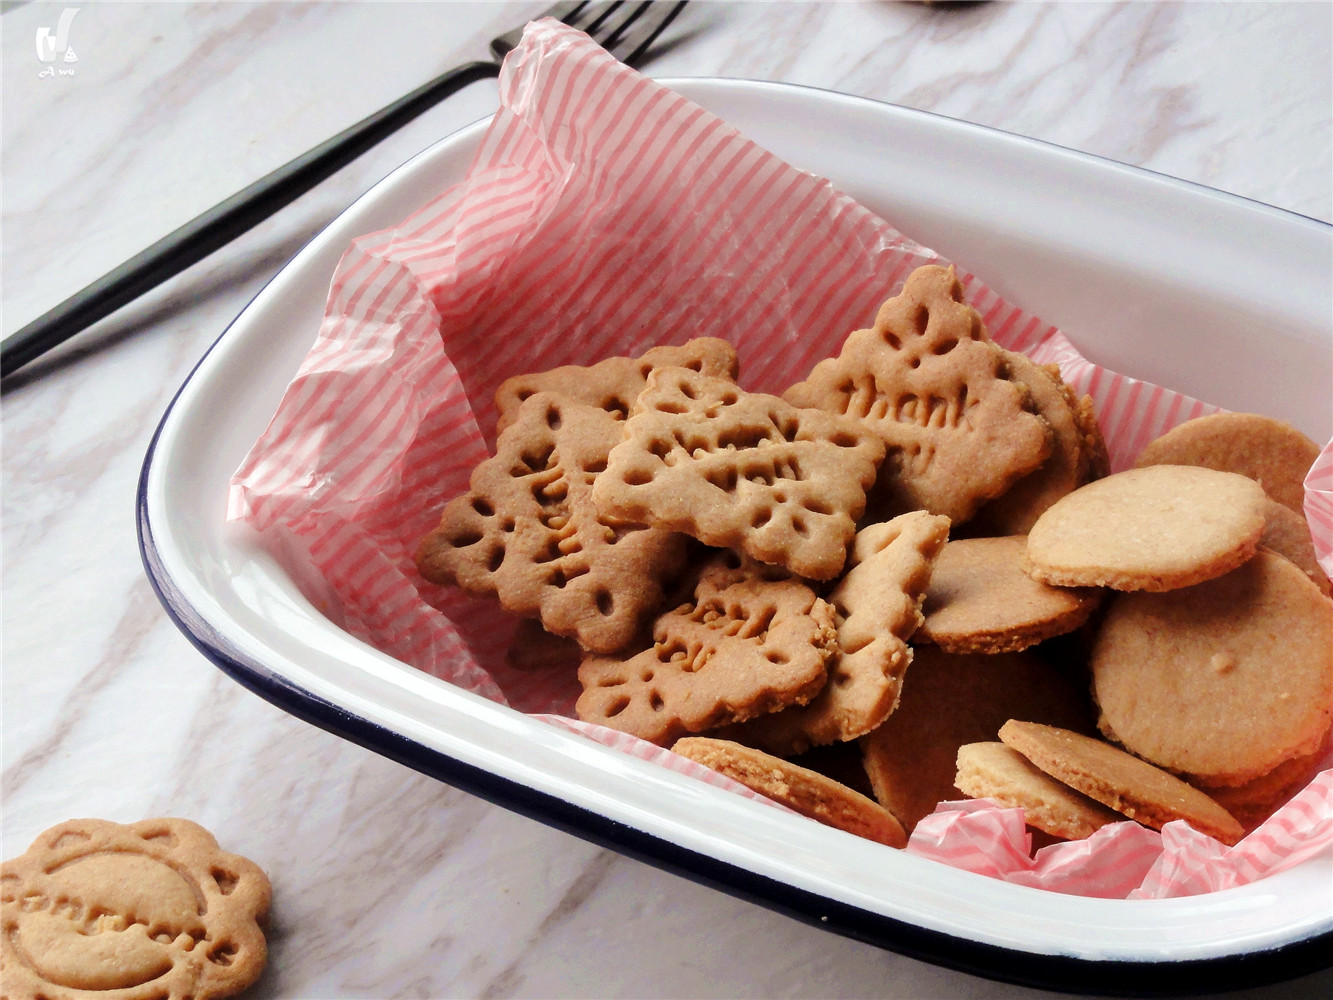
505;617;583;671
1258;497;1331;596
1195;726;1331;831
861;644;1094;833
918;535;1101;654
956;741;1124;842
1134;411;1320;515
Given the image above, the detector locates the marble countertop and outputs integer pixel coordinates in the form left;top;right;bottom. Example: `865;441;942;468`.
3;2;1330;998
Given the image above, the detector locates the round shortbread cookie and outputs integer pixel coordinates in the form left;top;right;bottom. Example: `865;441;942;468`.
998;721;1246;845
955;741;1124;841
918;535;1101;654
859;645;1094;833
1091;551;1333;787
1195;726;1330;831
1259;498;1331;596
672;737;907;848
1024;465;1267;591
1134;411;1320;514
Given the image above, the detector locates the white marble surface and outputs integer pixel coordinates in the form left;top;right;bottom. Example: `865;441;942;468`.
3;2;1331;998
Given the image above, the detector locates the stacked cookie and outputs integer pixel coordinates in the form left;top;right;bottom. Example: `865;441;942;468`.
954;417;1331;845
416;265;1331;851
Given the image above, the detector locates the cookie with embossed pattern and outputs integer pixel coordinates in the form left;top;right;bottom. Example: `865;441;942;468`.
576;569;837;745
718;511;949;755
1;817;270;1000
592;366;885;580
784;265;1052;524
494;338;739;434
417;392;692;653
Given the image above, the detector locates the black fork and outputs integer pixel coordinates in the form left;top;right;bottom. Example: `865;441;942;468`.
2;1;688;379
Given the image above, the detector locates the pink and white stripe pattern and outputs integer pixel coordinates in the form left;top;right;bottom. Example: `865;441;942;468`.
226;20;1333;898
905;769;1333;899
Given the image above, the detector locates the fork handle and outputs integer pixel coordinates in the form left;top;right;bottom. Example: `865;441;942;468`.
1;59;501;379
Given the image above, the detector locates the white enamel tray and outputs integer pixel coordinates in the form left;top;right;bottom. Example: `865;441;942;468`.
139;79;1333;995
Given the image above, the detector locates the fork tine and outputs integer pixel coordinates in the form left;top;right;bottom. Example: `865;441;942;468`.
602;1;687;66
490;1;599;59
493;1;685;66
561;1;622;36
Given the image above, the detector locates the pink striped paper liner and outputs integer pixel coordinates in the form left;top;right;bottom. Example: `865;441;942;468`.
1131;770;1333;899
226;20;1333;899
906;800;1165;899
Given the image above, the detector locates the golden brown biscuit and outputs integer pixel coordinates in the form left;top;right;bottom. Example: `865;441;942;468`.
969;352;1100;535
672;737;907;848
918;535;1101;654
576;570;837;745
955;741;1124;841
717;511;949;755
416;392;692;653
998;721;1246;845
592;366;885;580
1024;465;1268;591
1194;726;1330;831
1091;550;1333;787
1;818;270;1000
1134;411;1320;514
860;645;1095;832
1258;497;1331;596
784;265;1052;524
493;338;739;434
